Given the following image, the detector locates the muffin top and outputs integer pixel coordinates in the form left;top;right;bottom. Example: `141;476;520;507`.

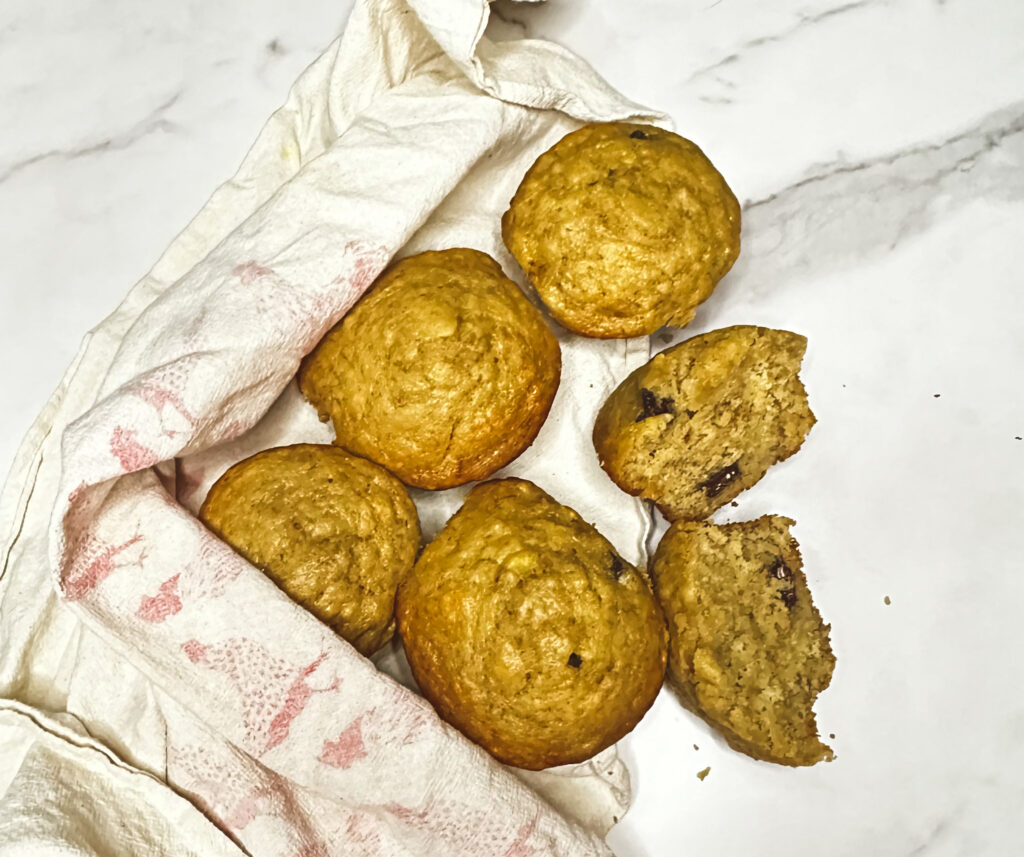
502;122;740;338
396;478;667;770
298;248;561;489
200;443;420;656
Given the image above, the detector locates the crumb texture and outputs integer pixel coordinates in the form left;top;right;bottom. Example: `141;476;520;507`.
650;516;834;766
396;478;667;770
502;122;740;338
298;248;560;489
593;325;816;520
200;444;420;656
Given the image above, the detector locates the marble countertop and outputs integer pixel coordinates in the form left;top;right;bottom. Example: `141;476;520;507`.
2;1;1022;854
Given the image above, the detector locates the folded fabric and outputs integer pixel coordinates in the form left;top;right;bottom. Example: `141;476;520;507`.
0;1;661;854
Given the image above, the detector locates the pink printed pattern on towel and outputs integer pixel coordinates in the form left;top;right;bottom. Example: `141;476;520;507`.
181;637;341;755
63;531;146;601
110;426;158;471
319;717;367;770
136;537;246;623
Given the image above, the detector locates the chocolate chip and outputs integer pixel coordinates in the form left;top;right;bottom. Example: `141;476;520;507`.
779;587;798;609
636;388;676;421
697;461;741;498
629;129;648;139
767;558;793;581
567;652;583;669
610;554;625;579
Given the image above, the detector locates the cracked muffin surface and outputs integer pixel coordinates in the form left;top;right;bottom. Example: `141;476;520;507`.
200;444;420;656
593;325;815;520
502;122;740;338
298;248;561;489
650;516;834;766
395;478;667;770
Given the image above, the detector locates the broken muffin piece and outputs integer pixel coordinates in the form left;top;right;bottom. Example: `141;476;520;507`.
650;515;835;766
592;325;815;520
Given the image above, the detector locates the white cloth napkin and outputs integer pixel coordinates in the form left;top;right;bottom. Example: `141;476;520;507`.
0;1;661;854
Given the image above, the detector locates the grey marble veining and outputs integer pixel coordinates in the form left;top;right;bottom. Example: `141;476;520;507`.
735;99;1024;285
0;92;183;185
682;0;889;83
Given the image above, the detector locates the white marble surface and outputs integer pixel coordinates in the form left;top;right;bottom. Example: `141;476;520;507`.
2;0;1023;854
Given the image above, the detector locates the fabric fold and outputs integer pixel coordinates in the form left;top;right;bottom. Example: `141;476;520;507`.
2;2;659;854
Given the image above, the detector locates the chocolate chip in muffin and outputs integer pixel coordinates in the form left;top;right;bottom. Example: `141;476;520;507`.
567;652;583;669
697;461;742;498
637;388;675;421
629;129;649;140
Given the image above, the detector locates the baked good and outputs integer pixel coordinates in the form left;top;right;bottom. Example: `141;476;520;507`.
298;248;560;489
395;478;667;770
199;444;419;656
593;325;815;520
650;516;834;766
501;122;740;338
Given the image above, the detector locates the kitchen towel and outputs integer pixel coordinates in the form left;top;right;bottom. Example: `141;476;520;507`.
0;1;661;854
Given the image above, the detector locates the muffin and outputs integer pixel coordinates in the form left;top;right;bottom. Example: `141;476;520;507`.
502;122;740;338
593;325;815;520
199;444;419;656
650;516;834;766
298;248;560;489
395;479;667;770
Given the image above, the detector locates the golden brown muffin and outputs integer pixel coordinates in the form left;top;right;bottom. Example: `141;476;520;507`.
593;325;815;520
501;122;740;338
650;516;834;766
395;479;667;770
199;444;419;656
298;248;560;490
